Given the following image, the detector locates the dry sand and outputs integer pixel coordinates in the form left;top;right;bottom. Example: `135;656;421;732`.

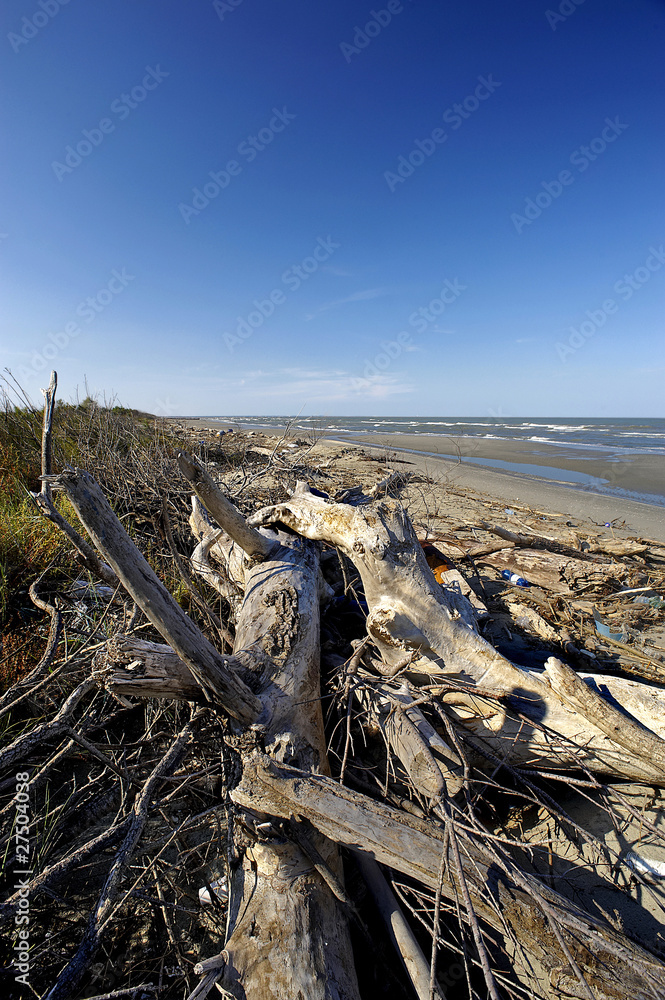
176;418;665;543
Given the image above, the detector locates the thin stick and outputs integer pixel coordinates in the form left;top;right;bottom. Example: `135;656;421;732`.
40;370;57;499
354;851;442;1000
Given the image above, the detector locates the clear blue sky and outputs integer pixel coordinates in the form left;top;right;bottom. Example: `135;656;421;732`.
2;0;664;417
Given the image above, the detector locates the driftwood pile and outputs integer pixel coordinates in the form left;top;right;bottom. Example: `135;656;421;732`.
3;374;665;1000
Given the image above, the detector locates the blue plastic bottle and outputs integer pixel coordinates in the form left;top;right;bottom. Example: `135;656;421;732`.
501;569;530;588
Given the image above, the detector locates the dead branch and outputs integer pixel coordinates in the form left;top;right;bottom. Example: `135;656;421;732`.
232;752;665;1000
44;468;261;725
253;485;665;784
44;710;201;1000
177;451;275;560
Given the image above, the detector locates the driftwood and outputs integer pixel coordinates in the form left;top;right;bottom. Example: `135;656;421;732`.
480;546;619;593
49;464;359;999
253;484;665;784
27;380;665;999
218;528;360;1000
232;753;665;1000
46;469;261;726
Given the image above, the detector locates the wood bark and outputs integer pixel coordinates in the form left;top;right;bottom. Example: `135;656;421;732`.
217;527;361;1000
480;547;619;593
252;485;665;784
232;753;665;1000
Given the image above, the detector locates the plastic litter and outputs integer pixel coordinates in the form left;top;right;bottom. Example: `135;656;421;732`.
625;852;665;879
633;595;665;609
504;508;515;516
592;607;627;642
199;876;228;906
501;570;530;588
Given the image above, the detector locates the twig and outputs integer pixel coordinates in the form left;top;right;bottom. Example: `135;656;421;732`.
40;370;57;500
44;711;201;1000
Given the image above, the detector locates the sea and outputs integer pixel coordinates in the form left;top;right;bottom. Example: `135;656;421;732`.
198;416;665;506
208;416;665;452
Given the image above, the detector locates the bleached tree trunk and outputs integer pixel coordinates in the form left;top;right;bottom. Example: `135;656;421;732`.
252;484;665;785
218;527;360;1000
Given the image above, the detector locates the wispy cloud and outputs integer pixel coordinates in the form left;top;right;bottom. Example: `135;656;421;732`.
180;366;413;401
304;287;390;320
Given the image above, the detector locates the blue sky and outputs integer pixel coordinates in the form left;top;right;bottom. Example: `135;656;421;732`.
2;0;664;417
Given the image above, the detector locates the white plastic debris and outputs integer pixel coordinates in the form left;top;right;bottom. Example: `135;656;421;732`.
625;852;665;878
199;875;229;906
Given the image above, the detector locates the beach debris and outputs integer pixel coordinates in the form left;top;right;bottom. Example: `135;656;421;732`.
199;875;229;906
480;546;621;593
11;371;665;1000
625;851;665;879
634;595;665;609
503;599;559;642
500;569;530;587
369;468;419;498
593;606;628;642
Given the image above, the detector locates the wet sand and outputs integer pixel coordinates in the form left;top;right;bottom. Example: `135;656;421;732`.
326;432;665;542
326;432;665;503
175;418;665;542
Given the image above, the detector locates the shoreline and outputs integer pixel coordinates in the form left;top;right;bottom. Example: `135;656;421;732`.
174;418;665;542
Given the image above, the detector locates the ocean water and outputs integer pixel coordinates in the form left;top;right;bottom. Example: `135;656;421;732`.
206;416;665;454
196;415;665;505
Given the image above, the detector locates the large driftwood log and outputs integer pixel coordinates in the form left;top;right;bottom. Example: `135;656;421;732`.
232;753;665;1000
480;546;619;593
253;485;665;784
210;527;361;1000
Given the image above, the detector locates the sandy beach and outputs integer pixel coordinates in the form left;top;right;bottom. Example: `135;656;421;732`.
177;418;665;543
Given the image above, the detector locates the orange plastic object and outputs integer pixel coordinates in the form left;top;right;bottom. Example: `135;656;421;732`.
420;542;455;584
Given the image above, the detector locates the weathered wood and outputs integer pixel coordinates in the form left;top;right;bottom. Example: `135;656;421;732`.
254;485;665;784
232;753;665;1000
39;370;57;501
102;635;204;702
48;469;261;725
589;538;648;557
480;546;618;593
177;451;275;560
354;851;439;1000
188;496;245;602
355;679;464;799
32;491;120;587
543;656;665;772
219;528;360;1000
